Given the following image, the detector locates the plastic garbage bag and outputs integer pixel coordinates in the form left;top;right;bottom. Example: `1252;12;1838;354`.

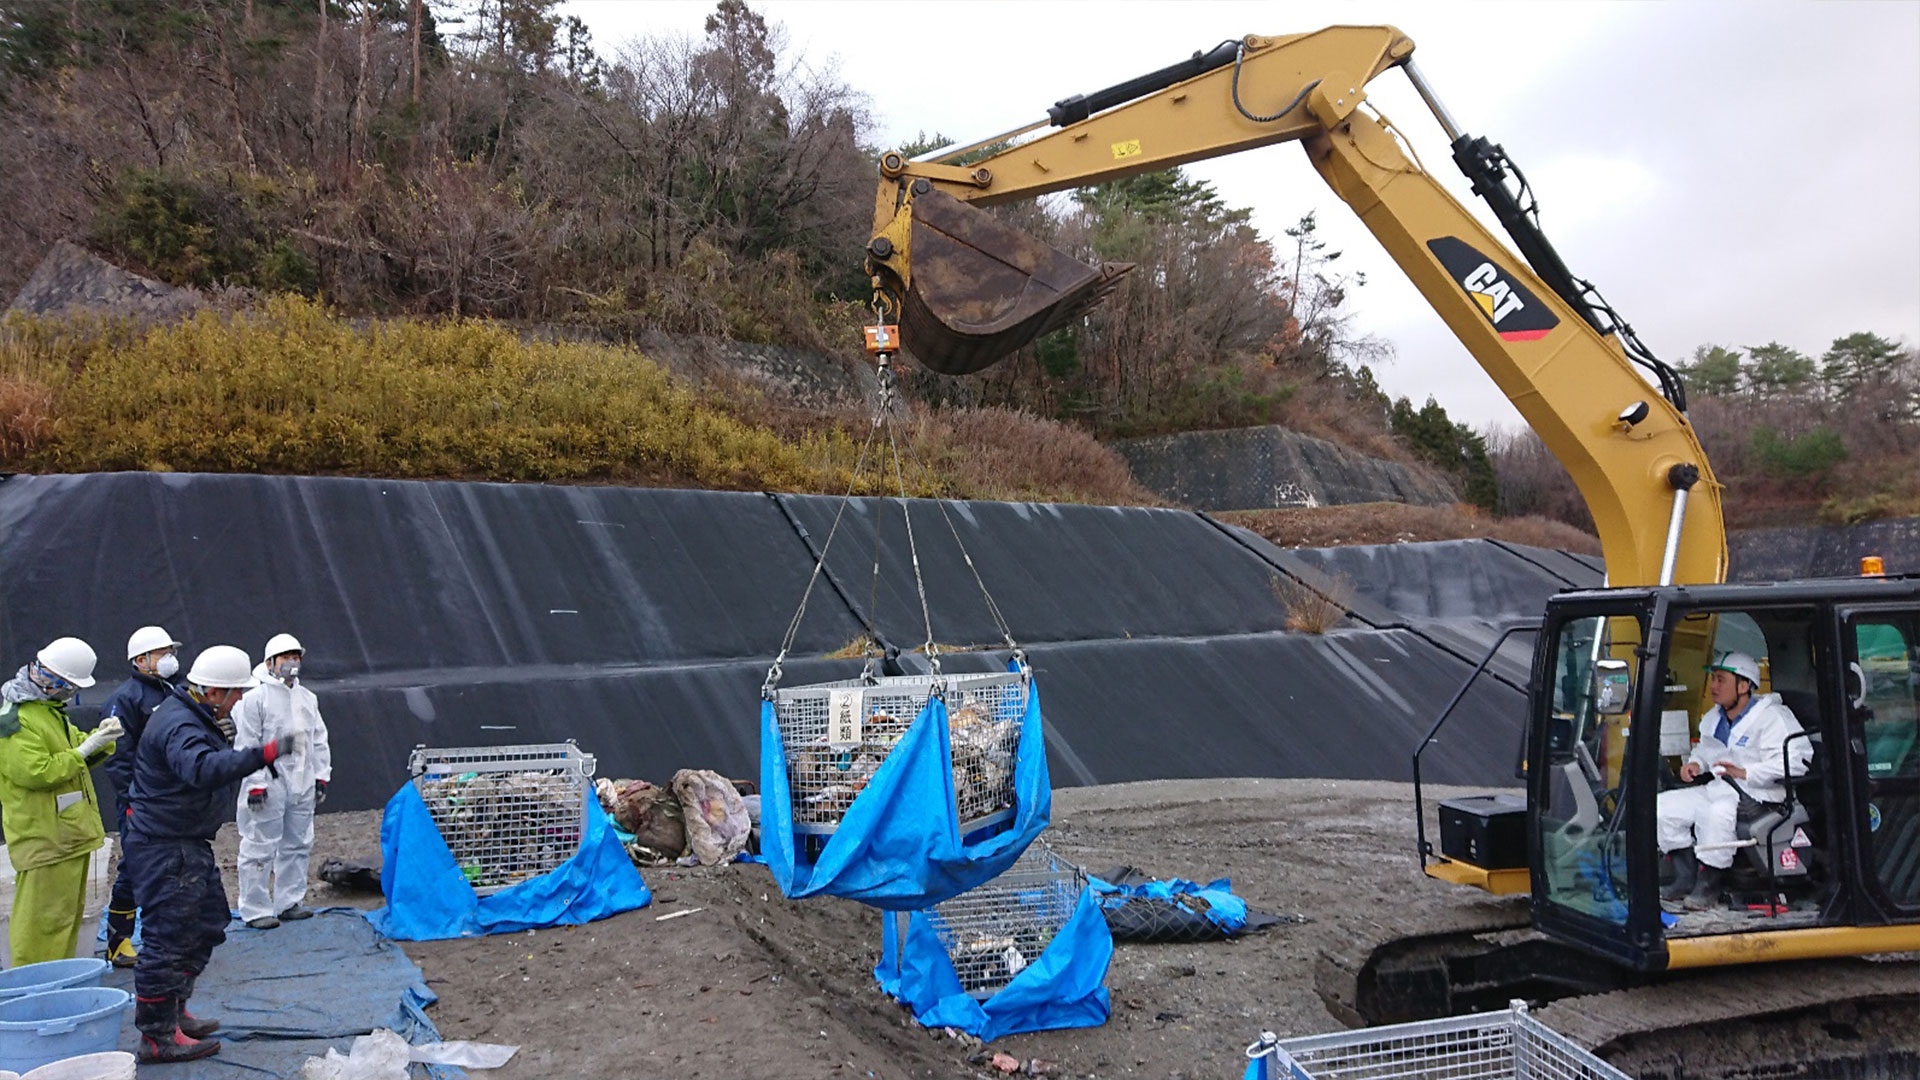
295;1028;411;1080
610;779;686;858
672;769;750;866
408;1041;520;1069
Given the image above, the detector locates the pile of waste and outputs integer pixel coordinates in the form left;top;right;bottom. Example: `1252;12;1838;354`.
783;688;1022;830
415;770;583;891
595;768;753;867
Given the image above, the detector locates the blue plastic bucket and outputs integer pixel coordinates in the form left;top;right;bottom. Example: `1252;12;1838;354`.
0;960;106;1002
0;989;132;1074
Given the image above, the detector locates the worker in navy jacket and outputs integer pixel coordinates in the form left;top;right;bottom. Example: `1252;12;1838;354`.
122;646;296;1065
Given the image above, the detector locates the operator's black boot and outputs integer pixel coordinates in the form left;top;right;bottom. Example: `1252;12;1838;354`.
1684;862;1728;911
136;994;221;1064
1660;848;1698;906
178;974;221;1039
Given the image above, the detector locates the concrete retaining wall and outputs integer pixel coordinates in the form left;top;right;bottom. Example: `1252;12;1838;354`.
1111;426;1458;511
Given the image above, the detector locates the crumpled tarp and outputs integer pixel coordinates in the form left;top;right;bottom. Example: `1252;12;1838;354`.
759;662;1051;910
1091;872;1249;942
874;885;1112;1041
105;908;459;1078
366;783;650;940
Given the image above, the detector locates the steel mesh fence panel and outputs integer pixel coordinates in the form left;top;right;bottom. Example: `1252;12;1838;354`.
773;671;1027;833
1260;1004;1629;1080
408;742;595;895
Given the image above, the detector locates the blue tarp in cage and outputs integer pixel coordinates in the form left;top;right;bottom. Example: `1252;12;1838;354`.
367;783;650;940
759;662;1051;910
875;882;1112;1041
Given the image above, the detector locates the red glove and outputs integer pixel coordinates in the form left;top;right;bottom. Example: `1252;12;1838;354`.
262;731;298;764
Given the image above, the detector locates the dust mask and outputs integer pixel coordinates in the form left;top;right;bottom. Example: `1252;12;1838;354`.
155;654;180;679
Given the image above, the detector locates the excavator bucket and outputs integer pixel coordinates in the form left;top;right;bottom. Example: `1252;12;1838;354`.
894;190;1132;375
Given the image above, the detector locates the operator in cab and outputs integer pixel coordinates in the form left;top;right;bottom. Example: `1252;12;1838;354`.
1657;651;1813;911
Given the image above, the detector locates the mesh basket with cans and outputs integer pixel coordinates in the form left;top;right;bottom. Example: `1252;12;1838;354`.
772;669;1027;836
408;741;596;895
891;838;1084;999
1245;1000;1629;1080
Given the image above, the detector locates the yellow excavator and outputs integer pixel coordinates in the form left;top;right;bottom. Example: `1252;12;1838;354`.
863;24;1920;1059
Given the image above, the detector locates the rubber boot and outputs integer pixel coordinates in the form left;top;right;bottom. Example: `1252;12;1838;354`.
135;995;221;1064
178;974;221;1039
107;905;139;968
1684;863;1727;911
1660;849;1698;905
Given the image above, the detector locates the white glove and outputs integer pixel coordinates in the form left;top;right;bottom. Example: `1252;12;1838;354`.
78;716;124;757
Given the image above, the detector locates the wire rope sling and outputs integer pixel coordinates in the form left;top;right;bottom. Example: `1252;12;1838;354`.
758;321;1051;910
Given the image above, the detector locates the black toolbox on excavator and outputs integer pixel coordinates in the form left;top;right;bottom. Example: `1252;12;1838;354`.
1439;794;1529;871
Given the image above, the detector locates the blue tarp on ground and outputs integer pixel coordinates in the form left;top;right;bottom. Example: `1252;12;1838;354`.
367;783;650;940
104;908;458;1079
760;663;1051;910
1091;874;1249;936
874;886;1112;1042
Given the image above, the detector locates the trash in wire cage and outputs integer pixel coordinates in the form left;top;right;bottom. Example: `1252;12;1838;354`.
773;669;1027;836
1243;1000;1630;1080
901;837;1084;999
877;837;1112;1039
408;741;595;895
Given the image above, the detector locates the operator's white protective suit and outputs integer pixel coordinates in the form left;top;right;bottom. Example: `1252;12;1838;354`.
1657;693;1812;869
232;664;331;921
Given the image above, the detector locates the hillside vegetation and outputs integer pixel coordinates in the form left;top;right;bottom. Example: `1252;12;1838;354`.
0;0;1478;469
0;299;1154;505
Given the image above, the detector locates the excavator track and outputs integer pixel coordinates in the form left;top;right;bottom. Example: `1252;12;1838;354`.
1319;909;1920;1077
1313;894;1534;1026
1543;956;1920;1079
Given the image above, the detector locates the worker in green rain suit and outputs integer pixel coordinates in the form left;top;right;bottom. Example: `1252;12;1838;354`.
0;637;121;965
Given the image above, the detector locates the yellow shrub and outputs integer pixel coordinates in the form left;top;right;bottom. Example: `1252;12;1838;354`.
0;299;1152;507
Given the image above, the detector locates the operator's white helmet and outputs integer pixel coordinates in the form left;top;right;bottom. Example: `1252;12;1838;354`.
187;645;258;690
36;637;98;688
263;633;304;660
1708;651;1762;689
126;625;181;661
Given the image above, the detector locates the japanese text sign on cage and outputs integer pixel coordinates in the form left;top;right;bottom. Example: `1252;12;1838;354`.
827;688;865;751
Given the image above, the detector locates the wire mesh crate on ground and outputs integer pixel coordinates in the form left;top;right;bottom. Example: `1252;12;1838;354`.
1247;1001;1629;1080
773;670;1027;835
408;741;596;895
894;839;1085;999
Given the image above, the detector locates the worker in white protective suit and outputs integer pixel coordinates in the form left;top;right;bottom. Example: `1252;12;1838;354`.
1657;651;1813;911
232;633;331;929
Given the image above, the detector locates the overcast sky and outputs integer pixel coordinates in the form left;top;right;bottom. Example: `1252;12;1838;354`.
564;1;1920;431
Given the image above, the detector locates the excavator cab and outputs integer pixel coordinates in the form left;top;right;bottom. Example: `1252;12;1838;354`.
1521;578;1920;975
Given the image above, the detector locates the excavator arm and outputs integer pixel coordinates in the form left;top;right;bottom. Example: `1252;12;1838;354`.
865;25;1726;588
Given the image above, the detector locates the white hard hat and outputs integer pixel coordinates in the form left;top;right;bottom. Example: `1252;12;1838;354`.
127;625;182;661
263;633;304;660
187;645;259;690
1709;651;1762;688
36;637;98;688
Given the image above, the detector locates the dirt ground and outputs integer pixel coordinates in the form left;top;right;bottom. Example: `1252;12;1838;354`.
1220;503;1602;554
205;778;1453;1080
206;777;1920;1080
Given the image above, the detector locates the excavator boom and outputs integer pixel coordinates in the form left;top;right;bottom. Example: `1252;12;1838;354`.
867;25;1725;588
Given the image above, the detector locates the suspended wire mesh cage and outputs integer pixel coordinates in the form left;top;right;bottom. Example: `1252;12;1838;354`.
1247;1001;1630;1080
408;741;596;895
773;669;1028;836
893;838;1085;1000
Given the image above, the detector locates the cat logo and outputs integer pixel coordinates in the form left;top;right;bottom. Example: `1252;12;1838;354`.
1426;237;1559;343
